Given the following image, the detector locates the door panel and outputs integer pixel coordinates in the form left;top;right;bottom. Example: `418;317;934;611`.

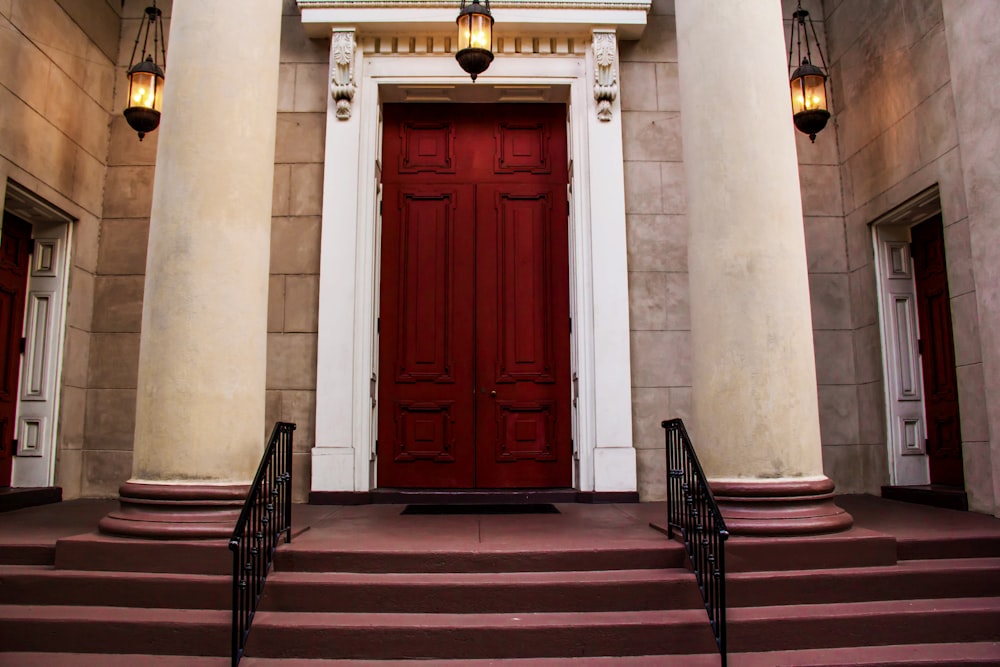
475;185;570;488
911;215;964;486
377;185;476;488
378;104;570;489
0;214;32;486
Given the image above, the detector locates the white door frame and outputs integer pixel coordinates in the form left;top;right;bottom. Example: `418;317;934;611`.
872;186;942;486
311;39;637;494
2;180;74;489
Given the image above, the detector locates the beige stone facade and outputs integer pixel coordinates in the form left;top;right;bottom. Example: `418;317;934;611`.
2;0;999;514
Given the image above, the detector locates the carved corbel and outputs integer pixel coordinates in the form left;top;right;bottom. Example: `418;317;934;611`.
592;30;619;122
331;29;356;120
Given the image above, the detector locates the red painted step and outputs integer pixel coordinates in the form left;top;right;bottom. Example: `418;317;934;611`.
260;568;703;613
728;557;1000;607
0;605;229;656
244;609;719;659
275;543;687;573
0;565;229;609
728;597;1000;652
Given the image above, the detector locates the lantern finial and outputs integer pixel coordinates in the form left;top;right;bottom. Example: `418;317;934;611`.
787;1;831;142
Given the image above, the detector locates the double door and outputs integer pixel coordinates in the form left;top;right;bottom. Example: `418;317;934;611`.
376;103;572;489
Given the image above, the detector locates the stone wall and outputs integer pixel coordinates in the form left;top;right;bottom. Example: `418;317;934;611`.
940;0;999;515
92;0;324;502
0;0;120;498
623;0;854;499
825;0;993;512
264;0;329;502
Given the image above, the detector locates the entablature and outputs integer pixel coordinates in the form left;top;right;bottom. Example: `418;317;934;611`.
297;0;651;41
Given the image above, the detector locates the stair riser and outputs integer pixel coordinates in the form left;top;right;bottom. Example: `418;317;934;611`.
245;622;719;659
0;620;228;656
0;574;229;609
730;568;1000;607
261;580;703;613
730;609;1000;652
275;549;686;573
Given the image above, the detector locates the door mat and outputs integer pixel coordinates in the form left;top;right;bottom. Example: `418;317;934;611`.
401;504;560;515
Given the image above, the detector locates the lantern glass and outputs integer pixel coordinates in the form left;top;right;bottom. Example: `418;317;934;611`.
458;11;492;51
127;68;163;112
791;73;827;115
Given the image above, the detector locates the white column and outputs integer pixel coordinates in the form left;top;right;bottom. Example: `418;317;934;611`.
587;29;637;493
101;0;282;538
675;0;850;534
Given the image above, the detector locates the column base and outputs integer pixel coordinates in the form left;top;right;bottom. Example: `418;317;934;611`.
98;482;250;540
712;477;853;536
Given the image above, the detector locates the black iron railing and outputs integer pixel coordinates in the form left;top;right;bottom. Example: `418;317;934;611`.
662;418;729;667
229;421;295;667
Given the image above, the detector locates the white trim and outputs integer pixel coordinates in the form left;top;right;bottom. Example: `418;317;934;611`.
297;0;653;40
312;45;635;493
3;181;73;488
871;186;941;486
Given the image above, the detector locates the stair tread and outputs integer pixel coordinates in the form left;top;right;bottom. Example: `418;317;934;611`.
5;644;1000;667
0;654;721;666
0;564;228;582
268;568;692;584
731;642;1000;666
253;608;709;628
0;605;228;623
730;595;1000;620
730;556;1000;580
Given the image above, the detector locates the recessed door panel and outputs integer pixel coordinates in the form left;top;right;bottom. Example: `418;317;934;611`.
911;215;964;486
0;214;31;486
377;104;571;489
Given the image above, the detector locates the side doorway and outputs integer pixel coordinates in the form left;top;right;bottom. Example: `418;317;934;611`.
876;204;965;492
375;103;573;489
0;213;32;486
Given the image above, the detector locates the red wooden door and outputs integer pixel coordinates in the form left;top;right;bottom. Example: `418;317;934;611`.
911;215;964;486
0;213;32;487
377;104;571;489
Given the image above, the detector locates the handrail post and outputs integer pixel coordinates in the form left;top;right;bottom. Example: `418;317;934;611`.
662;418;728;667
229;421;296;667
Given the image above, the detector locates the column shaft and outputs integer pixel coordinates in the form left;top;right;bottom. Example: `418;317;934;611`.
101;0;283;538
675;0;851;534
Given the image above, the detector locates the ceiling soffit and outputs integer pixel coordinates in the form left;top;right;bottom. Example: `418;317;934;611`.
297;0;652;41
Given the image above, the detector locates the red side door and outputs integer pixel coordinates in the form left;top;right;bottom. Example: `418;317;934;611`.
911;215;964;486
0;213;32;487
377;104;571;489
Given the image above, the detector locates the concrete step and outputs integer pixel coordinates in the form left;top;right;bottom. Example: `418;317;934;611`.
260;567;703;613
274;542;688;573
244;609;719;659
0;566;230;609
728;597;1000;652
0;605;717;660
0;654;723;666
5;645;1000;667
0;605;229;656
728;557;1000;607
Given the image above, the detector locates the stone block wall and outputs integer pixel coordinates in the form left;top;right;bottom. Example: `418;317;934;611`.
92;0;324;502
824;0;993;511
624;0;857;499
265;0;329;502
0;0;120;498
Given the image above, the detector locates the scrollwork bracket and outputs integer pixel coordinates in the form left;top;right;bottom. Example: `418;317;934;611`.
592;30;619;122
331;29;356;120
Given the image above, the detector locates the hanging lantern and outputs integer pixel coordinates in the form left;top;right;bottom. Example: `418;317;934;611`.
787;1;830;142
124;3;166;141
456;0;494;82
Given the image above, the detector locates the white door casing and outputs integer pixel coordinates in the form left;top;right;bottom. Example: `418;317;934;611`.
2;181;73;488
872;187;942;486
304;3;647;493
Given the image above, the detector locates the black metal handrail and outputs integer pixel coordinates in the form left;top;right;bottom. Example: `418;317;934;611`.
229;421;295;667
662;418;729;667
